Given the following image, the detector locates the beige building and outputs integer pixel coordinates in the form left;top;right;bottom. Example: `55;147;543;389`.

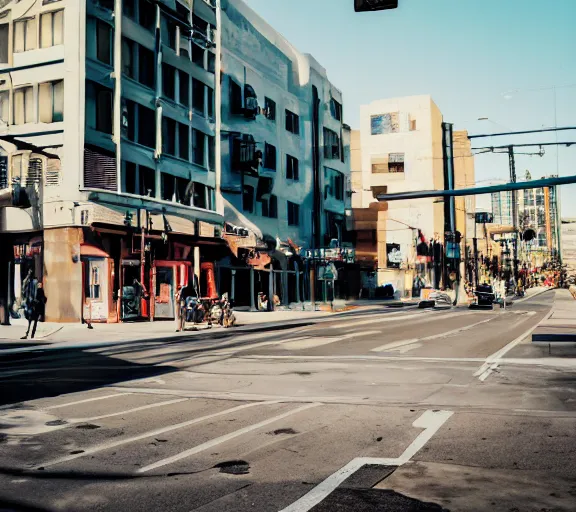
348;96;475;297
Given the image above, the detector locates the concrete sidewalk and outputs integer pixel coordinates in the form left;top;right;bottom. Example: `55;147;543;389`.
0;303;393;346
532;288;576;342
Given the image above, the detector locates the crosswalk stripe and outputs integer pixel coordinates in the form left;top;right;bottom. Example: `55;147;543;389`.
35;400;281;469
44;393;131;410
137;402;322;473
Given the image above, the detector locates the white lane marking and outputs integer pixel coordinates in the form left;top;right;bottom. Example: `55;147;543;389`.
371;315;496;352
44;393;131;410
137;402;322;473
35;401;280;469
71;398;189;423
280;331;382;350
242;355;486;362
332;312;430;329
474;308;554;381
280;409;453;512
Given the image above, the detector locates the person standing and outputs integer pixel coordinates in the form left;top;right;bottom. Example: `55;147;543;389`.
21;280;46;339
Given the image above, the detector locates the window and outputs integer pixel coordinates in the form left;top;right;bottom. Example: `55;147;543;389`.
192;79;205;115
95;19;112;64
325;167;344;201
40;10;64;48
14;18;37;53
243;185;254;213
161;173;175;201
286;155;299;180
261;194;277;218
162;15;177;51
207;186;216;211
139;0;155;32
138;105;156;148
207;52;216;73
124;0;136;19
89;264;101;300
193;182;207;209
371;112;399;135
124;161;137;194
0;91;9;124
162;117;176;156
409;118;417;131
287;201;299;226
122;38;135;78
207;135;215;170
192;129;205;166
323;128;340;159
264;143;276;170
178;123;189;160
138;46;155;88
140;165;156;197
38;80;64;123
264;97;276;121
388;152;405;173
175;176;190;205
285;109;299;134
0;24;8;63
192;43;204;67
179;70;189;107
229;79;242;114
162;64;176;100
86;81;112;133
207;87;214;119
13;87;34;125
330;98;342;121
123;162;156;197
176;1;190;21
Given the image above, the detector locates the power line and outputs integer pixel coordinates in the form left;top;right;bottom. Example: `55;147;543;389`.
468;126;576;139
472;142;575;151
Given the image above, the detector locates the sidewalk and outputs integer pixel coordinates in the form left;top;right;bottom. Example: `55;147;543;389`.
532;288;576;343
0;302;392;346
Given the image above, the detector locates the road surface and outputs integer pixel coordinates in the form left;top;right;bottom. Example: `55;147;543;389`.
1;289;575;511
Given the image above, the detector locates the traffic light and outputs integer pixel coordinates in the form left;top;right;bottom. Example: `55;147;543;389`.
354;0;398;12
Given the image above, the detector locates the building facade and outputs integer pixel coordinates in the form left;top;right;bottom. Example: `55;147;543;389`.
216;0;351;307
0;0;352;322
0;0;224;323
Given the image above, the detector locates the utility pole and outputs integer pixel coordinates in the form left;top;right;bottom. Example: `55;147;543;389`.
508;146;519;281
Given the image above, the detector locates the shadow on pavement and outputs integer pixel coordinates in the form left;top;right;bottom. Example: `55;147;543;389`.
0;348;178;407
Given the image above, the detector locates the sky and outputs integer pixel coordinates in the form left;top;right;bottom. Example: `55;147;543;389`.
243;0;576;217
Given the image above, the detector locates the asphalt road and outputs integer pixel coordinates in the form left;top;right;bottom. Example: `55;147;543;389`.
1;289;575;512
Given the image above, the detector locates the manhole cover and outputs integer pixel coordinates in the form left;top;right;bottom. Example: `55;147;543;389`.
214;460;250;475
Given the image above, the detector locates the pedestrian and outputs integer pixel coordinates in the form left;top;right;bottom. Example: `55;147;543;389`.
21;281;46;340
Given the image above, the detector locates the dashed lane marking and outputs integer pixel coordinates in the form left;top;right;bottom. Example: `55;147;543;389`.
34;400;281;469
370;314;496;352
279;331;382;350
280;409;453;512
137;402;322;473
332;312;433;330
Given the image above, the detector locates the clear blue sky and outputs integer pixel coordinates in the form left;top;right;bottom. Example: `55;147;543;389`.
243;0;576;216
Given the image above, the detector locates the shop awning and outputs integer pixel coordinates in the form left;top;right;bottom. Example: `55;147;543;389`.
80;244;109;258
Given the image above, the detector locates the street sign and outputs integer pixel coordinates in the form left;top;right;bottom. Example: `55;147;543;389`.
475;212;494;224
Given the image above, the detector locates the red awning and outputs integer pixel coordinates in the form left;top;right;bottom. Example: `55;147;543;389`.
80;244;109;258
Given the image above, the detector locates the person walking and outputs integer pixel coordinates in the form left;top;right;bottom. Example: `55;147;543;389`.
21;280;46;339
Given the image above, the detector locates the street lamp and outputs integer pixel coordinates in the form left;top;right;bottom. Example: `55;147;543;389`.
354;0;398;11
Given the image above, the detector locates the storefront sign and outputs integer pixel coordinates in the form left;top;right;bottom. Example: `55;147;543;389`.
386;243;402;268
198;221;215;238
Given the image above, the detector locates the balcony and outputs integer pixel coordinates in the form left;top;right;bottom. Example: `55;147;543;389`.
231;134;262;177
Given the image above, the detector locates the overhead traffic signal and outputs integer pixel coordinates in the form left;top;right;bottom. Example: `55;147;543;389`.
354;0;398;12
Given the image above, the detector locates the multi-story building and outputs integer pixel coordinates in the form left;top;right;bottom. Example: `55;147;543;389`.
350;96;474;297
216;0;351;307
0;0;351;322
518;182;561;266
0;0;223;323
